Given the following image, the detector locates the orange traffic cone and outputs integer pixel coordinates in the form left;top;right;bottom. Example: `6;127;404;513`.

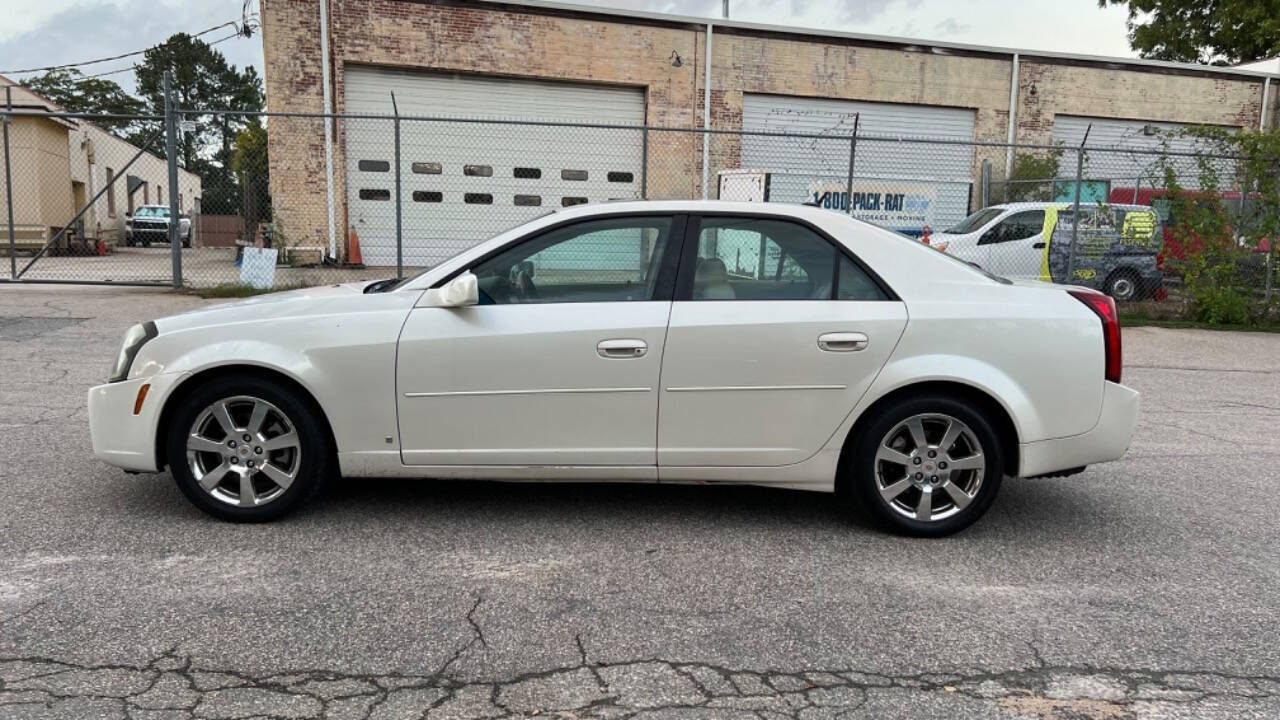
346;226;365;267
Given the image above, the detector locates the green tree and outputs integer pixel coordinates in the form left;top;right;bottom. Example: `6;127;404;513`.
231;121;271;234
1099;0;1280;65
134;32;264;214
20;68;145;136
1002;149;1064;203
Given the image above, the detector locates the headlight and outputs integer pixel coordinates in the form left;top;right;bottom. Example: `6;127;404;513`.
108;321;158;383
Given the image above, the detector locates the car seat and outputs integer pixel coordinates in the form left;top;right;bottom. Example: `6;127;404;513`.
694;257;736;300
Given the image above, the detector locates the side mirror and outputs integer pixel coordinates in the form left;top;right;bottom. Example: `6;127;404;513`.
421;271;478;308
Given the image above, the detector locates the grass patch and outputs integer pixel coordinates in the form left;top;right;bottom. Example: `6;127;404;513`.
1119;311;1280;333
188;283;304;299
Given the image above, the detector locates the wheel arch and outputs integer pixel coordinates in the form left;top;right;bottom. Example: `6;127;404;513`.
835;380;1020;494
154;364;338;471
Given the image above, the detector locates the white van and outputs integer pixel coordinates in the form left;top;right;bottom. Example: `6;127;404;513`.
929;202;1163;300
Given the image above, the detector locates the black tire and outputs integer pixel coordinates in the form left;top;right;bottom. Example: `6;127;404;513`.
166;375;332;522
844;393;1005;537
1103;268;1141;301
182;237;191;248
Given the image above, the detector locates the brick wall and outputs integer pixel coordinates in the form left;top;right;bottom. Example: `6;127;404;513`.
1015;61;1265;144
261;0;1273;257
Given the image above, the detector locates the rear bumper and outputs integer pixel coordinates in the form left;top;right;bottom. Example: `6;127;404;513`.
88;372;188;472
1018;381;1139;477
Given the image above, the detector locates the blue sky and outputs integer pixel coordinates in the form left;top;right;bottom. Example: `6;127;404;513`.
0;0;1139;97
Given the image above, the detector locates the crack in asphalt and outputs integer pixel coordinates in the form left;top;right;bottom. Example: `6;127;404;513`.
1;631;1276;719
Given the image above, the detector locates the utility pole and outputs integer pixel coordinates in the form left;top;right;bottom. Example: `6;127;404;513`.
722;0;729;18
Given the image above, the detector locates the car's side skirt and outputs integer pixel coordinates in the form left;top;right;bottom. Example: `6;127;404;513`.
336;447;839;492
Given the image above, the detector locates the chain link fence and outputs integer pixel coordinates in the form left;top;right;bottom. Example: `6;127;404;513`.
3;89;1274;309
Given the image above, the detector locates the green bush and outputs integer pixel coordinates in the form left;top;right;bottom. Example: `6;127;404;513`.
1154;126;1280;325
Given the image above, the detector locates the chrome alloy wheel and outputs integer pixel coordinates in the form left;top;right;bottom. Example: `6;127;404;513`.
186;395;301;508
873;413;986;523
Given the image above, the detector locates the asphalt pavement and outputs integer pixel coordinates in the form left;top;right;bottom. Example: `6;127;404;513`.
0;284;1277;719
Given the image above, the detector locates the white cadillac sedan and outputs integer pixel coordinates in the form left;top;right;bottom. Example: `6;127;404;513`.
88;201;1138;536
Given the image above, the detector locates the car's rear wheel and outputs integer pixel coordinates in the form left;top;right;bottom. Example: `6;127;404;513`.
846;394;1004;536
166;375;330;522
1104;269;1140;301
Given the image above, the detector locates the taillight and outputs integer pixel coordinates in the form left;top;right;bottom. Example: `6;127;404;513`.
1069;289;1122;383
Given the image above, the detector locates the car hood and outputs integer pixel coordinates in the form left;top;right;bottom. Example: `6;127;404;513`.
155;280;412;333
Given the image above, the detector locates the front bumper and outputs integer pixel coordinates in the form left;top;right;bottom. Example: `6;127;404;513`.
88;372;188;472
1018;381;1140;477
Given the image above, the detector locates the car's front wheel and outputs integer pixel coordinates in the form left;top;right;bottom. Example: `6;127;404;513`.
166;375;330;522
845;394;1004;536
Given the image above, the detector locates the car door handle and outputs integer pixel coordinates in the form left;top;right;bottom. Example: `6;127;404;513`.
597;338;647;359
817;332;869;352
1032;242;1046;248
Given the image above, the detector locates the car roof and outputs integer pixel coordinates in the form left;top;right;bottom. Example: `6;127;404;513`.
983;201;1155;212
546;199;869;227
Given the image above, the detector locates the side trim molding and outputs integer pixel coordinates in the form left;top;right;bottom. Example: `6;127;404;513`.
405;387;651;398
664;384;847;393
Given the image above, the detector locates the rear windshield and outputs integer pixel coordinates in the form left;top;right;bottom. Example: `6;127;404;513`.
850;217;1011;285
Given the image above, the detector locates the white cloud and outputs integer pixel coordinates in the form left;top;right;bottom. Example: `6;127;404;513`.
0;0;262;95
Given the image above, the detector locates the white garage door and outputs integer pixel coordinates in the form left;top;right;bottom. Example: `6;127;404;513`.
344;67;646;267
1052;115;1236;191
741;94;976;235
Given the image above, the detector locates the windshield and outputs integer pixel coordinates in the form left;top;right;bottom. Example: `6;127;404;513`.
944;207;1002;234
134;206;169;218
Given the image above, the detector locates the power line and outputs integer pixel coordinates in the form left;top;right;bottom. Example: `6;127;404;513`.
74;32;246;81
0;21;242;75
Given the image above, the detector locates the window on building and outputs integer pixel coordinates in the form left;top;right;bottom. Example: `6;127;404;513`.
464;165;493;177
105;168;116;217
607;171;634;183
470;216;674;305
358;160;390;172
562;197;588;207
358;188;391;201
412;162;442;174
464;193;493;204
514;195;542;206
514;167;542;179
561;169;588;181
157;185;163;205
412;191;443;203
